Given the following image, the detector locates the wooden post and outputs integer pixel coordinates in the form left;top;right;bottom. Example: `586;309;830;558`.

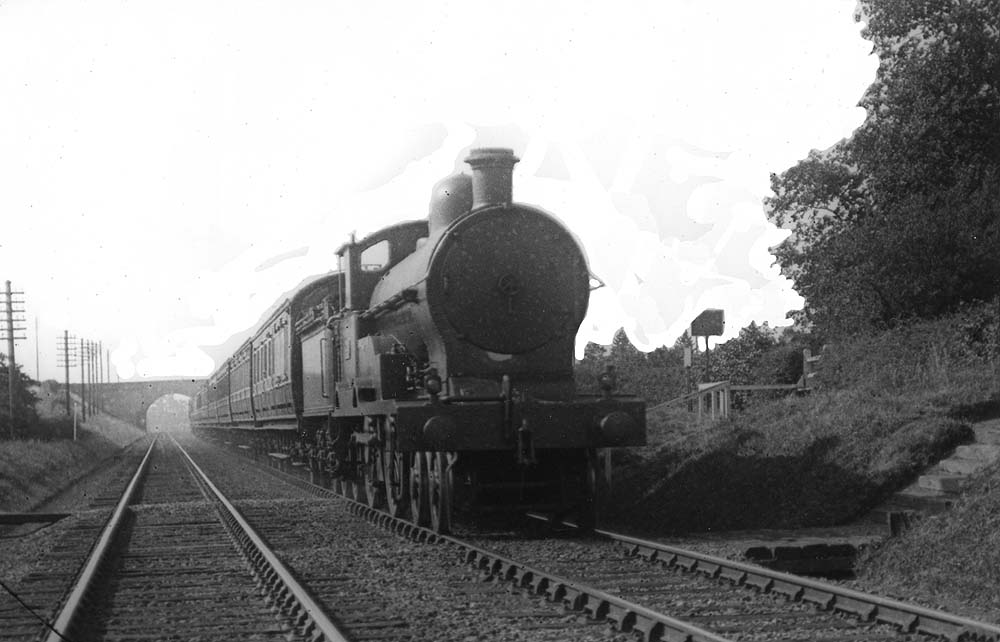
79;338;87;422
63;331;71;417
5;281;14;438
97;342;102;414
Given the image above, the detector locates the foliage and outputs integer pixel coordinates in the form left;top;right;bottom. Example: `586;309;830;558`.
576;329;689;405
711;322;799;385
576;324;821;406
0;354;39;439
767;0;1000;336
819;301;998;394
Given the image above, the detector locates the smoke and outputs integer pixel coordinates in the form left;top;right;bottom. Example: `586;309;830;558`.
0;0;876;378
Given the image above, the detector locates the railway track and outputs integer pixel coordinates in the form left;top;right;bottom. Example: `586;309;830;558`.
180;436;636;641
207;437;1000;642
0;440;151;642
458;523;1000;642
12;432;993;641
5;435;348;642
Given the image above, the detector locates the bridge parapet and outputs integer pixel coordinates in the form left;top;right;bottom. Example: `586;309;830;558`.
70;379;205;429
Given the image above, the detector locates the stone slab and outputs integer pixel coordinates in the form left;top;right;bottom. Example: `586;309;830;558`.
757;556;858;574
973;424;1000;444
918;474;968;492
956;443;1000;461
650;526;884;576
880;489;956;512
938;457;988;475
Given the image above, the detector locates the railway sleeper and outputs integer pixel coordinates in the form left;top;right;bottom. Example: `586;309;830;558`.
213;434;1000;642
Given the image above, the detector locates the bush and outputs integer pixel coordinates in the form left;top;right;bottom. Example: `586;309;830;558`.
819;302;998;393
31;417;76;441
0;355;39;439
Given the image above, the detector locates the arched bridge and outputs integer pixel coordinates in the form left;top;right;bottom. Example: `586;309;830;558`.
72;379;206;429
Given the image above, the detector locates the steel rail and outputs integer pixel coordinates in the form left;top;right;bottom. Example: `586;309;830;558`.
219;441;1000;641
453;534;735;642
45;437;157;642
597;528;1000;642
271;457;1000;641
343;503;737;642
169;434;349;642
218;450;737;640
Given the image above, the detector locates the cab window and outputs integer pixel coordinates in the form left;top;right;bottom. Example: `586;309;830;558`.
360;240;389;271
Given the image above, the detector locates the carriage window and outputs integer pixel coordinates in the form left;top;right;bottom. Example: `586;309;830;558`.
360;240;389;271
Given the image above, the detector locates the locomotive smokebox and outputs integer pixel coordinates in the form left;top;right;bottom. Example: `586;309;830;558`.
465;147;520;209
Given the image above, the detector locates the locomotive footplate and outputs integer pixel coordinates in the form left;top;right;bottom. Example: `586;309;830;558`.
384;395;646;453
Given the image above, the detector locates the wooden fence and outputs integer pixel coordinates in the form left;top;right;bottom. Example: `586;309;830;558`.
650;348;823;422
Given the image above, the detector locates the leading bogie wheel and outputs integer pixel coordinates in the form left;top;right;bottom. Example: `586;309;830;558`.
578;449;600;530
349;445;368;505
364;444;386;509
384;447;410;518
349;477;367;504
409;451;430;527
427;451;453;534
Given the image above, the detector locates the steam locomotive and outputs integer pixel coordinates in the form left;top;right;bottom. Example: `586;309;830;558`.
191;148;645;532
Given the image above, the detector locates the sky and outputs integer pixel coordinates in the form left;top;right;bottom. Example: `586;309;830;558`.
0;0;877;382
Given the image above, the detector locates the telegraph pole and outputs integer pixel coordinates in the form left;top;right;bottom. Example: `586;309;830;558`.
84;340;90;416
56;332;77;417
98;341;103;414
94;341;104;415
88;340;96;416
2;281;26;438
4;282;14;437
90;341;96;415
79;337;87;422
87;341;93;416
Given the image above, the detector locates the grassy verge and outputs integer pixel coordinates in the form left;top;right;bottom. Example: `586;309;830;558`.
854;459;1000;620
0;414;145;512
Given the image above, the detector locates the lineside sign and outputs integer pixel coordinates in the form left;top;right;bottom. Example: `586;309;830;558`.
690;308;725;337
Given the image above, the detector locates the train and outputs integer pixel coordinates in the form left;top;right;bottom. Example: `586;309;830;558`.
190;147;646;532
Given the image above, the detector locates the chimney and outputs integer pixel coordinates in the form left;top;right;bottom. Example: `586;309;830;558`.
464;148;520;209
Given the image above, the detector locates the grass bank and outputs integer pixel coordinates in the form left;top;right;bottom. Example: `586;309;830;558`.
855;455;1000;620
0;413;145;512
605;305;998;534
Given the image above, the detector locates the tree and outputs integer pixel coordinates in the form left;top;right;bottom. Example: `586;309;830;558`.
575;330;690;405
767;0;1000;336
0;354;39;439
711;322;780;385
